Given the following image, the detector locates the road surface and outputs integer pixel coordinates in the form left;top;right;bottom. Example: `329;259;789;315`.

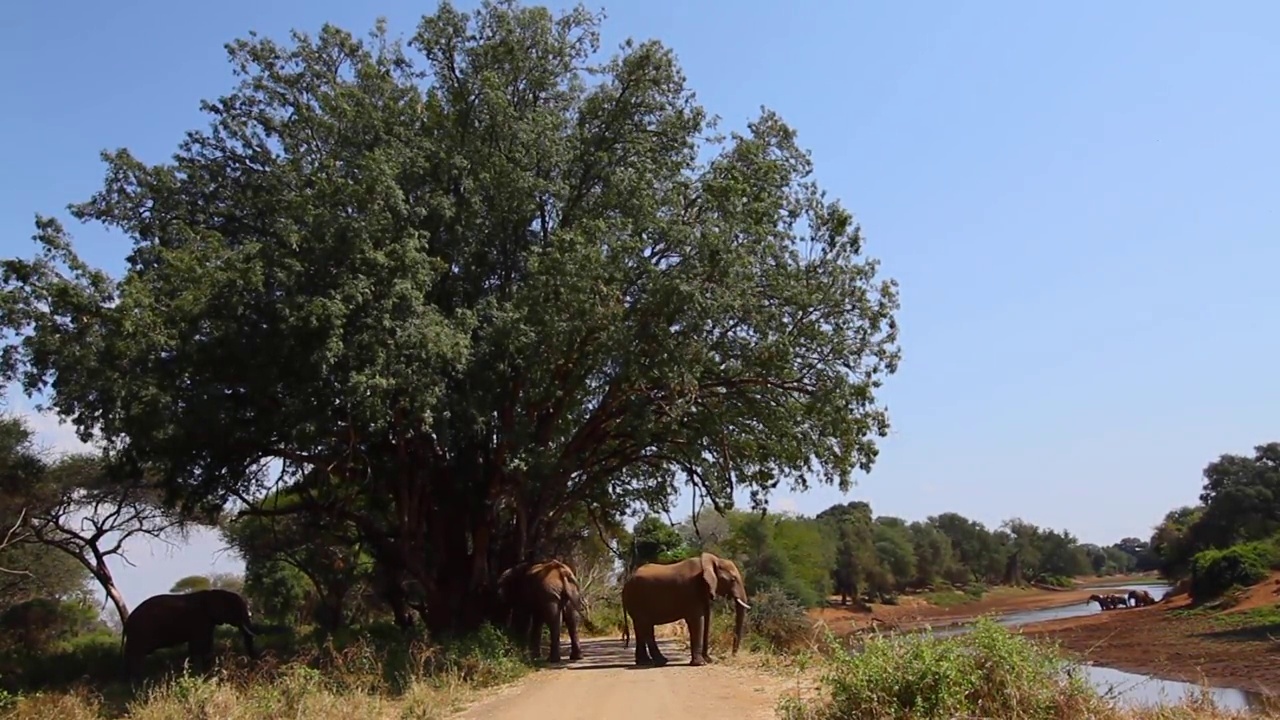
454;637;794;719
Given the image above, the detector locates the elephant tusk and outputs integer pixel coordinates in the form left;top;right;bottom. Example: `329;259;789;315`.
734;598;751;610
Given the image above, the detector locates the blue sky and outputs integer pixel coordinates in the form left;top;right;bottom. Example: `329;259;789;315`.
2;1;1277;607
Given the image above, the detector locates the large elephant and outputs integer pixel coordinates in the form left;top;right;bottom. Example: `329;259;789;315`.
495;559;584;663
121;588;258;679
1128;589;1157;607
620;552;750;667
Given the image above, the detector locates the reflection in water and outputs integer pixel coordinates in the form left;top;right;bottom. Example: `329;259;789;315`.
904;585;1272;710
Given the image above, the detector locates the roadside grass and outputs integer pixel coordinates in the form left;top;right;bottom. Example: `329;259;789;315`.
773;618;1280;720
1;623;531;719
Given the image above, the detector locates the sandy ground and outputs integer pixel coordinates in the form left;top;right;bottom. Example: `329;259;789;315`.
452;637;806;720
1021;577;1280;694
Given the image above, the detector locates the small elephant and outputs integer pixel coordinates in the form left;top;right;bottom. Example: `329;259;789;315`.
121;588;258;679
1128;589;1157;607
496;559;584;663
621;552;750;667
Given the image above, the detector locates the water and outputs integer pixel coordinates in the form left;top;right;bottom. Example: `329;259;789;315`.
1081;663;1269;711
905;584;1273;711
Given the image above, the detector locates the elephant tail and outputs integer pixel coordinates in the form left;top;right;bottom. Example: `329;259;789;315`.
621;606;630;648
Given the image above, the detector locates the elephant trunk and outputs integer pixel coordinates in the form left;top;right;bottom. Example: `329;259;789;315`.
732;600;746;655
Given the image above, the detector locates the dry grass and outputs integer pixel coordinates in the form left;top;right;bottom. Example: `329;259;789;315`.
0;625;530;720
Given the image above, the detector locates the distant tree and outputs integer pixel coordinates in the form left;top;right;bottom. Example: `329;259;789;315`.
871;518;916;591
927;512;1007;583
1194;443;1280;547
0;415;90;607
19;454;196;625
907;521;962;587
169;573;242;595
1149;505;1206;580
170;575;212;594
817;502;878;604
676;507;733;553
629;516;690;569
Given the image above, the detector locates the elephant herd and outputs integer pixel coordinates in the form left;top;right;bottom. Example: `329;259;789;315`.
498;551;751;667
1087;588;1158;611
117;551;751;681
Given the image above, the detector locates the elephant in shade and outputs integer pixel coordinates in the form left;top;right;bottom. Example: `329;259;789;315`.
621;552;750;667
496;559;584;663
121;588;259;679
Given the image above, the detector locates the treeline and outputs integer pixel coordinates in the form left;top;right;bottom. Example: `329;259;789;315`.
622;504;1154;609
1148;442;1280;601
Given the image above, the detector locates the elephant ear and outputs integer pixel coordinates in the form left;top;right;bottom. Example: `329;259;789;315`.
700;554;718;599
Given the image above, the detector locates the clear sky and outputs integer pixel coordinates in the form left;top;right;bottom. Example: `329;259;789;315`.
2;0;1277;609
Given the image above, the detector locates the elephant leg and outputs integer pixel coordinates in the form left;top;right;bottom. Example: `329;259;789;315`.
546;604;563;663
564;604;582;661
687;615;706;666
188;632;215;674
644;624;668;666
700;605;714;663
527;617;544;661
633;619;654;665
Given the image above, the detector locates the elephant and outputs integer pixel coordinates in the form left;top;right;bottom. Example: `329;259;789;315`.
495;559;584;663
121;588;258;679
1128;589;1157;607
1087;593;1124;610
620;552;750;667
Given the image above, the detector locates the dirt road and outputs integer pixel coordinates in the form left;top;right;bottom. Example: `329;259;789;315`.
454;637;795;720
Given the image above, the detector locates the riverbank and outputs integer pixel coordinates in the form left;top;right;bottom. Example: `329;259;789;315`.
809;584;1106;634
1021;576;1280;695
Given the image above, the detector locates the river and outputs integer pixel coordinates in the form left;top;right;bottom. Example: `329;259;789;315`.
911;583;1271;711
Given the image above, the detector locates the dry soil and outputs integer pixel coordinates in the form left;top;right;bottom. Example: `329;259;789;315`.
452;637;805;720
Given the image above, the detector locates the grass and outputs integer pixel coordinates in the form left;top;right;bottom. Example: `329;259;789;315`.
775;618;1280;720
0;623;531;719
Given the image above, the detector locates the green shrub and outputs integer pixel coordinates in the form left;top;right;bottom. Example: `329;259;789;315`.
706;589;814;655
0;599;104;655
1035;574;1072;588
780;618;1108;720
1189;541;1274;601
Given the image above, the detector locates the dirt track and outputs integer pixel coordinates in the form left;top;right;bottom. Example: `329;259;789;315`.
454;637;797;719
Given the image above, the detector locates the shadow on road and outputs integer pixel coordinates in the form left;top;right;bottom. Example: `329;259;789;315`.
541;637;692;672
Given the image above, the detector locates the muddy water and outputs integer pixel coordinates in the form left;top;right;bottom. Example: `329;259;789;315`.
917;584;1271;710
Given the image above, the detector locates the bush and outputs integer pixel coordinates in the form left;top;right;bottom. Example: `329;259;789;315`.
0;598;105;656
1034;574;1072;588
706;589;814;655
780;618;1108;720
1189;541;1275;601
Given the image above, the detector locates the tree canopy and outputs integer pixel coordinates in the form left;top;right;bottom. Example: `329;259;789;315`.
0;0;899;631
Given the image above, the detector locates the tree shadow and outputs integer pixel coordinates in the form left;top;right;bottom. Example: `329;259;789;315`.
550;637;689;672
1197;623;1280;643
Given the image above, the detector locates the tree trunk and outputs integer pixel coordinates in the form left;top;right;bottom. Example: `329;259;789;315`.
80;549;130;625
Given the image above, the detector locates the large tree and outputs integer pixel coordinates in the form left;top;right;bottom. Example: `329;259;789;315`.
0;0;899;631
